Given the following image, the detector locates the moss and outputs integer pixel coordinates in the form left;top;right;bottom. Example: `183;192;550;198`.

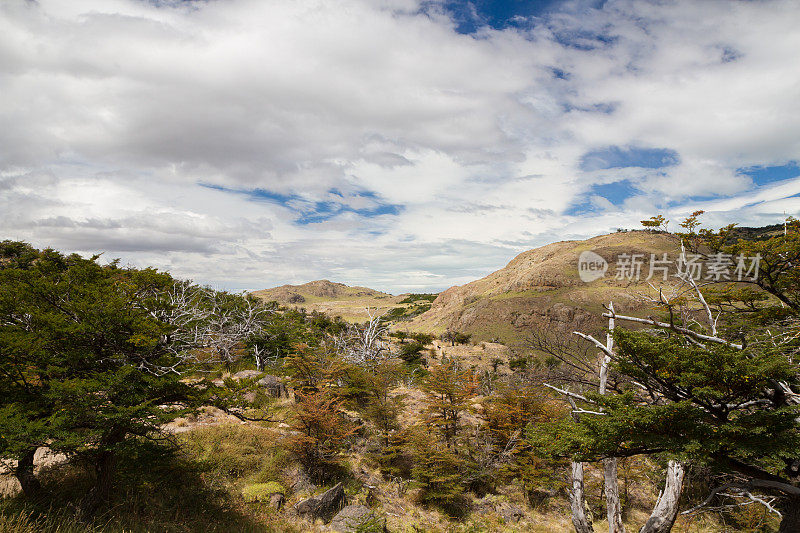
242;482;286;502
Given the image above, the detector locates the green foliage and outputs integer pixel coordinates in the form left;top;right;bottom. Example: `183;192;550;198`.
248;309;311;365
305;310;349;336
532;327;800;468
409;332;435;345
383;303;431;322
398;340;426;364
376;430;412;480
342;359;405;442
242;482;285;502
440;330;472;346
0;241;199;511
388;330;409;341
421;358;477;446
406;428;468;517
398;293;439;304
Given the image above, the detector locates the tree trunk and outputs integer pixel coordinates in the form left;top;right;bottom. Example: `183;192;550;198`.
569;461;594;533
604;457;626;533
14;447;42;498
80;448;118;516
601;303;625;532
639;461;685;533
779;496;800;533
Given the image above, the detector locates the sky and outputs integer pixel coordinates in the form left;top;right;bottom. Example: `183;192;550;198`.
1;0;800;294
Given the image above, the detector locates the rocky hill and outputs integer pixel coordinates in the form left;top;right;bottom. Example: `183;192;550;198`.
407;231;684;345
251;280;405;322
253;279;389;303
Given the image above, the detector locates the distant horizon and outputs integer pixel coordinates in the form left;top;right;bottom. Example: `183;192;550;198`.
2;0;799;294
12;222;784;297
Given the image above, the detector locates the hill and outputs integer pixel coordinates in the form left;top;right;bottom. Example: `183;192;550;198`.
407;231;685;346
251;280;435;322
252;279;389;303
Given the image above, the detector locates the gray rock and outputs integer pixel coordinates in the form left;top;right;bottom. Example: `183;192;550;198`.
269;492;285;511
330;504;383;532
257;375;288;398
287;465;317;494
232;369;263;380
294;482;346;523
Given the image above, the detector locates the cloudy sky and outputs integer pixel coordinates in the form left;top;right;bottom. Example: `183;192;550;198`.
1;0;799;293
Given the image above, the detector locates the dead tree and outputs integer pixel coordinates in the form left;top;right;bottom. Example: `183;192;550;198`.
534;300;686;533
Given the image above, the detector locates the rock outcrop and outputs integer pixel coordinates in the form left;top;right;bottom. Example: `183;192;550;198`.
258;375;288;398
330;504;384;532
294;482;346;523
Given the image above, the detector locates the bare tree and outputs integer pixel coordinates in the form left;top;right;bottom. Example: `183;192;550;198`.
335;308;391;367
140;281;272;375
533;292;696;533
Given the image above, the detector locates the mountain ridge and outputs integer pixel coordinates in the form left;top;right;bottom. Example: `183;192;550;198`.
407;230;681;344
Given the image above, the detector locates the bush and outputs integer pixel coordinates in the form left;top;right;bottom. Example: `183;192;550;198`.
398;341;426;364
289;391;357;483
398;293;438;304
406;430;469;518
440;330;471;346
409;332;434;345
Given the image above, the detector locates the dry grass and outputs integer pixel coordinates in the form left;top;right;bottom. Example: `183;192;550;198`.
406;231;732;346
251;280;419;322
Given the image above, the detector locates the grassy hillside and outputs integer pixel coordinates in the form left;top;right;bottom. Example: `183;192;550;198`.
251;280;436;323
407;231;688;346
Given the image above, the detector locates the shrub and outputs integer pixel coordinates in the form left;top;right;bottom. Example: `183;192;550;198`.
398;341;425;364
289;391;357;482
409;332;434;345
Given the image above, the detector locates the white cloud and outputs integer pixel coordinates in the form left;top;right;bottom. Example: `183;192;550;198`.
1;0;799;293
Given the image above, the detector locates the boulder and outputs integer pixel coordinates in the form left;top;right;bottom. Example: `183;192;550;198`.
330;504;384;532
0;474;21;498
257;375;288;398
232;369;262;380
294;482;346;523
269;492;285;511
287;465;316;494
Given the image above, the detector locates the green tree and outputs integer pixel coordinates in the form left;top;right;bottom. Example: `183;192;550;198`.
421;357;476;447
407;426;467;516
641;214;669;232
533;218;800;531
0;242;198;513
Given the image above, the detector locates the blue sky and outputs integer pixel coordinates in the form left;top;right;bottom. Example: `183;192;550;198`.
429;0;564;33
739;162;800;186
1;0;799;293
